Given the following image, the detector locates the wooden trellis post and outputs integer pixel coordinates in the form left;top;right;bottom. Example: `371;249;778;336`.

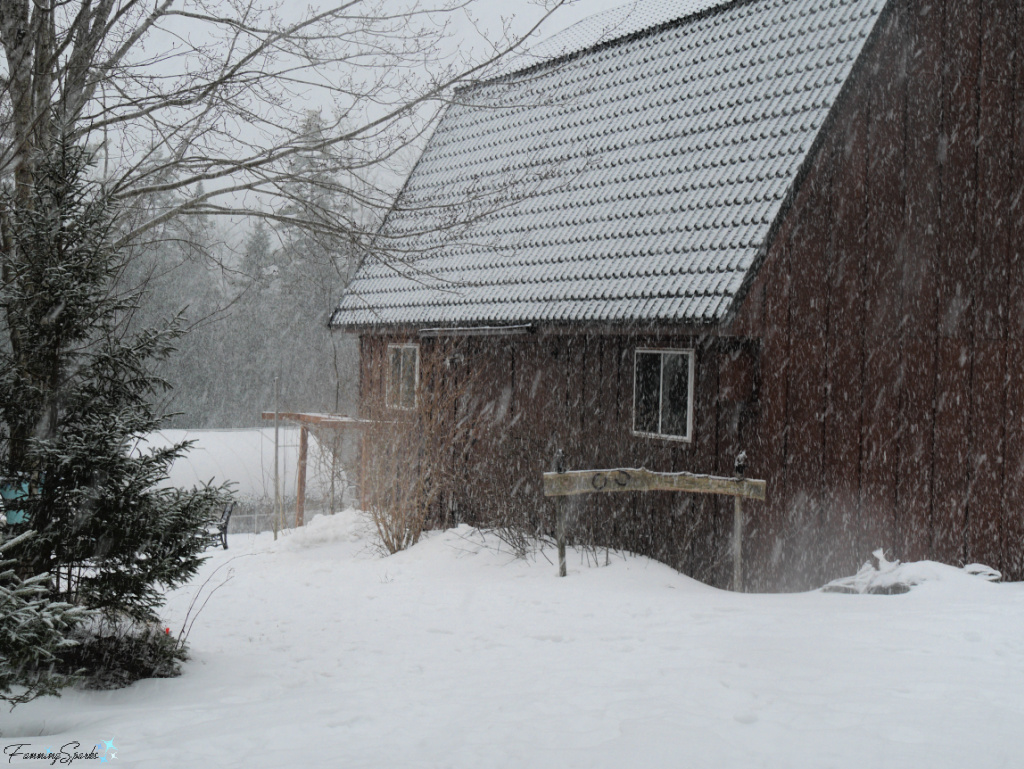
260;412;373;527
296;425;309;527
543;452;766;591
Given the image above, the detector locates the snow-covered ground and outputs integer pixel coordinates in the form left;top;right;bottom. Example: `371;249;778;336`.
5;511;1024;768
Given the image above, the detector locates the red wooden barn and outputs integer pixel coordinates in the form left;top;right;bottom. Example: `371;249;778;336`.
331;0;1024;590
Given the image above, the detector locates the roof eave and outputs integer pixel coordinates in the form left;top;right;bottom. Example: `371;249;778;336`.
331;315;729;337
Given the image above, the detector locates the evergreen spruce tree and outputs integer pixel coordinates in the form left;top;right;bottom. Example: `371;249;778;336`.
0;531;88;709
0;141;230;689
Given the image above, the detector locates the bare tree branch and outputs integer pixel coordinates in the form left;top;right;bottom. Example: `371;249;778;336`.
1;0;570;262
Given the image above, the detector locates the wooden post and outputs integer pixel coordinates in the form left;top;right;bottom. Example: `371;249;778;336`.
296;425;308;527
733;451;747;593
733;496;743;592
554;449;567;577
359;429;367;512
260;413;374;519
556;501;567;578
273;377;280;540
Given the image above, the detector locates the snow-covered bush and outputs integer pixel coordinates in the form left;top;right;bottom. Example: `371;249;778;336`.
55;617;187;691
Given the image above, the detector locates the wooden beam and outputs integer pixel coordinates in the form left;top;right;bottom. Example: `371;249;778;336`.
260;411;372;428
543;467;766;501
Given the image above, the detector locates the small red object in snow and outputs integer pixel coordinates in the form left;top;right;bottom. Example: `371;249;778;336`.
165;628;170;634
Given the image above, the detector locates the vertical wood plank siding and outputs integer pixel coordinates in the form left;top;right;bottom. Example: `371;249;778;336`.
1005;0;1024;578
898;0;942;565
733;0;1024;586
356;0;1023;591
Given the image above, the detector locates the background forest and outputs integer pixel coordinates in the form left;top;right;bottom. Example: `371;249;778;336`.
122;115;362;428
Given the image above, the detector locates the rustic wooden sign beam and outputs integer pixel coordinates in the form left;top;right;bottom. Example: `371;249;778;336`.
543;460;766;591
543;467;766;501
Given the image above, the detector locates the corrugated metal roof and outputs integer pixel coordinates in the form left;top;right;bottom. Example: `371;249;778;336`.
332;0;889;329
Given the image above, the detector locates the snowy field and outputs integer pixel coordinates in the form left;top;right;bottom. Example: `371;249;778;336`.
145;429;335;500
4;511;1024;768
142;429;356;533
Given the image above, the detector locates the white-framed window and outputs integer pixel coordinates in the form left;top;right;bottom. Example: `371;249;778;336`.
386;343;419;410
632;348;694;442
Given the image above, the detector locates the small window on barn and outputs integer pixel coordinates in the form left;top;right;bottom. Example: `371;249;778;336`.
633;348;694;442
386;344;419;410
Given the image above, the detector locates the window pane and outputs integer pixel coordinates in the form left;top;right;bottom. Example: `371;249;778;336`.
661;352;690;438
388;347;402;407
634;352;661;434
401;347;418;408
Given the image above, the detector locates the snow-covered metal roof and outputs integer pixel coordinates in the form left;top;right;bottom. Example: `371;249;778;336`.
332;0;890;329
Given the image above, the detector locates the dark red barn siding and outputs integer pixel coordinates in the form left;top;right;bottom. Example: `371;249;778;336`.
355;0;1023;591
1007;0;1024;579
360;330;758;588
733;0;1024;587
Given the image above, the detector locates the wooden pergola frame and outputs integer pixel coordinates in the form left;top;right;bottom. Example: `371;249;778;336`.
260;412;372;527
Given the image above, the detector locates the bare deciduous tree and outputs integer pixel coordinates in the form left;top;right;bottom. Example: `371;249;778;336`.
0;0;567;249
0;0;570;432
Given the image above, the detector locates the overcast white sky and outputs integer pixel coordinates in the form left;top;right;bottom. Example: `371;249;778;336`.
466;0;632;43
467;0;725;58
456;0;647;66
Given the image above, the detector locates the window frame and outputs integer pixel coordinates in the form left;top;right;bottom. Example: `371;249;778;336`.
631;347;695;443
386;343;420;410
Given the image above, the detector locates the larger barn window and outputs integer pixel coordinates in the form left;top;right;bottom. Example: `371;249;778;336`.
633;348;694;442
386;344;419;410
